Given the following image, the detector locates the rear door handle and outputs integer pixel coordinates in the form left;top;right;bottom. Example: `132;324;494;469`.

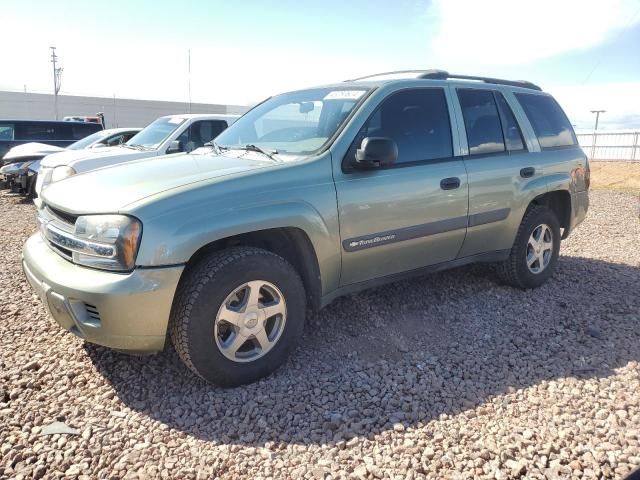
440;177;461;190
520;167;535;178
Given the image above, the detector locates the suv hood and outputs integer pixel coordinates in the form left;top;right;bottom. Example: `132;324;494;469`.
3;142;64;162
40;146;141;168
41;152;274;213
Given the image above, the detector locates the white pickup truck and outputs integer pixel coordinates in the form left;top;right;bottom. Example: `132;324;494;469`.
36;113;238;196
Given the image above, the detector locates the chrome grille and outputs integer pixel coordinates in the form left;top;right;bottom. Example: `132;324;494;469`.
45;205;78;227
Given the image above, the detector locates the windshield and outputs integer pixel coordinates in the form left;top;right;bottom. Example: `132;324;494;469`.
126;117;186;149
215;87;369;155
66;130;110;150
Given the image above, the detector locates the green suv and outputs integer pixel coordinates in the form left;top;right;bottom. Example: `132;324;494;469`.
23;70;589;386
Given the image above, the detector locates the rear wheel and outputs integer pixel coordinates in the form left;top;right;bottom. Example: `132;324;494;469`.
497;205;561;289
170;247;306;387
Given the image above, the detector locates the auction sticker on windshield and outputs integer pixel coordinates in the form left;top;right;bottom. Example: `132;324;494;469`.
324;90;366;100
168;116;185;124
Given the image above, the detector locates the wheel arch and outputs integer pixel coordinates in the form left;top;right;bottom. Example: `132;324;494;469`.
529;189;572;239
182;227;324;312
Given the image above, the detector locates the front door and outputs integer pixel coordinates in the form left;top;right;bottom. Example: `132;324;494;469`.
334;88;469;286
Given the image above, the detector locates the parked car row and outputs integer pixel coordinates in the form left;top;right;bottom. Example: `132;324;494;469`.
20;70;589;387
1;128;140;195
1;114;237;198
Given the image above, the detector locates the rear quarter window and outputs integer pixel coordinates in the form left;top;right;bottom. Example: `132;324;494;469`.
515;93;577;149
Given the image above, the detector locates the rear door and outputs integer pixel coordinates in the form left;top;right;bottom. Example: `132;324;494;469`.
453;87;537;257
334;87;469;285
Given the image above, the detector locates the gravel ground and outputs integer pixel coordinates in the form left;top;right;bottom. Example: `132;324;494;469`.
1;190;639;479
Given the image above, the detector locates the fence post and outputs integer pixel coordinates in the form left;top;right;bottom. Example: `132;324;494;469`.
590;131;597;160
632;132;639;161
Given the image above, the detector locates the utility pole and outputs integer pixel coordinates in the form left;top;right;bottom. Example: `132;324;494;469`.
50;46;63;120
590;109;605;131
187;48;192;113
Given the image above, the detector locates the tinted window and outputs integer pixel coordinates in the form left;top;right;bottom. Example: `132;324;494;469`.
15;122;64;140
458;89;505;155
70;123;101;140
515;93;576;148
0;124;15;141
179;120;229;151
352;88;452;165
495;92;525;151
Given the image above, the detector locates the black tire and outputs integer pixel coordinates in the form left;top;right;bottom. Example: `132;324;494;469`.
496;205;561;289
169;247;306;387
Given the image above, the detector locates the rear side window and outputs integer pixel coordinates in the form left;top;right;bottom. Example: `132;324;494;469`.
71;123;102;140
0;124;15;141
352;88;453;165
495;92;525;151
515;93;576;148
458;89;505;155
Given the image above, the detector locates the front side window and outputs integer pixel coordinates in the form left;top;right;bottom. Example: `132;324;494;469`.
515;93;576;149
458;89;505;156
215;87;369;155
178;120;229;152
103;132;136;146
0;124;15;141
126;117;187;149
349;88;453;165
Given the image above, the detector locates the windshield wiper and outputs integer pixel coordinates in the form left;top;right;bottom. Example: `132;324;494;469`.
238;144;279;162
204;141;229;155
122;143;147;151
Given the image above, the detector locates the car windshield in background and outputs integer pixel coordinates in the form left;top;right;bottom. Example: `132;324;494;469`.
215;88;370;155
67;130;109;150
126;117;186;149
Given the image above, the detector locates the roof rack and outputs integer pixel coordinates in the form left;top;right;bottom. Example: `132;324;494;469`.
345;69;542;91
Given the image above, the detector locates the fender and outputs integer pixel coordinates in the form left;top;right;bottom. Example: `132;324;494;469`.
136;199;341;295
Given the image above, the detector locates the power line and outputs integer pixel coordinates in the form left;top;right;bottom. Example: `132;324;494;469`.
581;4;640;85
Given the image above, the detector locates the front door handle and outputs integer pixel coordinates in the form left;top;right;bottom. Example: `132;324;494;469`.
520;167;535;178
440;177;461;190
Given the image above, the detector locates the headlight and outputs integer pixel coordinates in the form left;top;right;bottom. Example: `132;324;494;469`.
35;167;53;195
51;166;76;183
72;215;142;271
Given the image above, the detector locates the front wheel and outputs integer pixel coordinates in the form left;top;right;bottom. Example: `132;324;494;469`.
169;247;306;387
496;205;561;289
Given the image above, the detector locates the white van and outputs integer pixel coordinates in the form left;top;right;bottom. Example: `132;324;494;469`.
36;114;238;196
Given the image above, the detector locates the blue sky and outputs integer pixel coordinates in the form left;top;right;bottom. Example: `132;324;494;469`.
2;0;639;128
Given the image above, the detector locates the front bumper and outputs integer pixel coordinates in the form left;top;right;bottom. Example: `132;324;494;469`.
22;233;184;352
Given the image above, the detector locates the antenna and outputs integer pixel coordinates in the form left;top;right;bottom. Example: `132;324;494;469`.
50;46;63;120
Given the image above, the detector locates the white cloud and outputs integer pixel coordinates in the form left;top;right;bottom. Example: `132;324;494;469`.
549;81;640;129
430;0;640;66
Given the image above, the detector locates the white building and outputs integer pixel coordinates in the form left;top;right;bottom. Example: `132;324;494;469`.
0;90;248;128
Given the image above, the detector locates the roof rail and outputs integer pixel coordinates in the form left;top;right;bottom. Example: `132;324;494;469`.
418;71;542;91
344;70;434;82
345;69;542;91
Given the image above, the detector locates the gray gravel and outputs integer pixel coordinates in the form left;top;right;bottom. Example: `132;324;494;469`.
1;190;639;479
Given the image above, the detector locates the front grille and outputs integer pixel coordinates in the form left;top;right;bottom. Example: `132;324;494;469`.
46;205;78;226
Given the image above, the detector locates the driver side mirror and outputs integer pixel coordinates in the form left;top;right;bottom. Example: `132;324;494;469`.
166;140;183;154
354;137;398;169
